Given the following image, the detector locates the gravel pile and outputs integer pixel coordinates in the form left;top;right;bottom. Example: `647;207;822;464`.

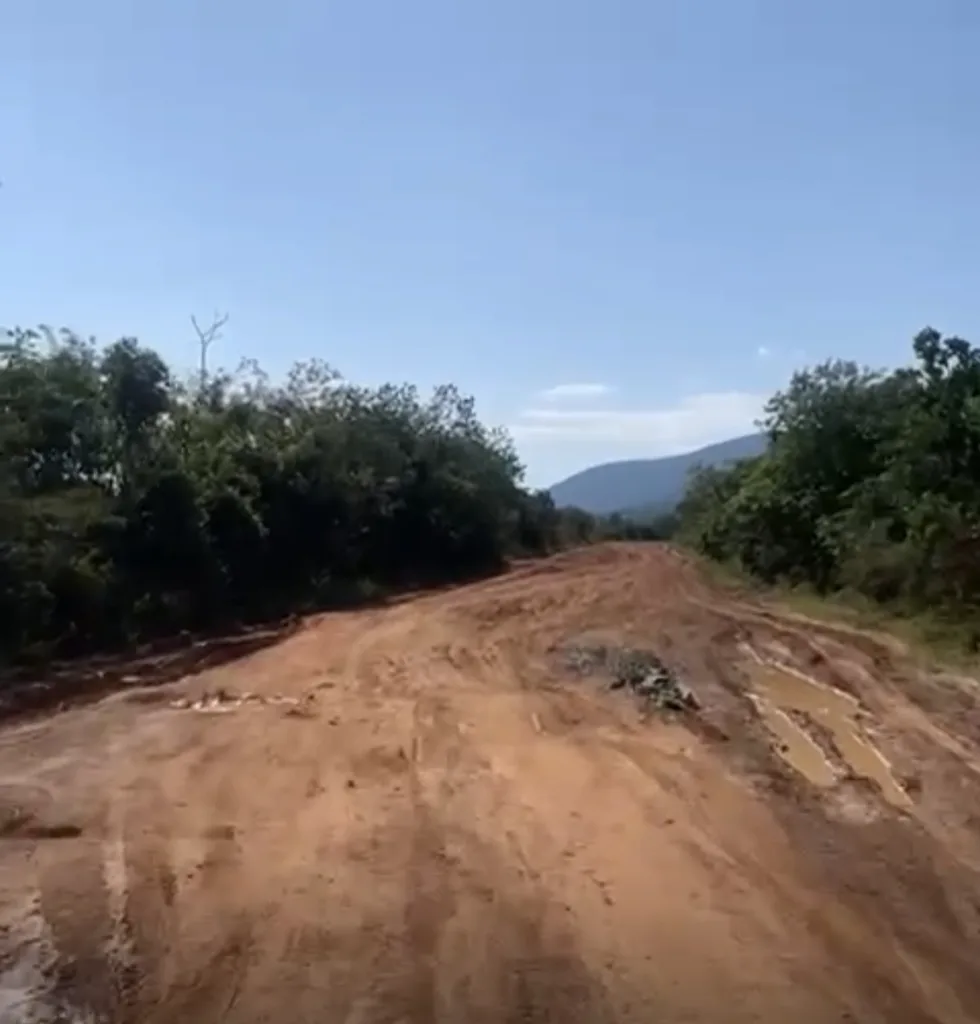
561;643;700;712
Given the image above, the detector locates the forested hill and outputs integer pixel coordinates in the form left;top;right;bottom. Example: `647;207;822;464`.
0;327;610;666
548;434;767;516
676;328;980;642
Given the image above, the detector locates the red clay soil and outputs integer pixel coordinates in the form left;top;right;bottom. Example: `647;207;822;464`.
2;543;980;1023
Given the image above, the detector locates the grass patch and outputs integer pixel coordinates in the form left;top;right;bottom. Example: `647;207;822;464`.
685;550;980;673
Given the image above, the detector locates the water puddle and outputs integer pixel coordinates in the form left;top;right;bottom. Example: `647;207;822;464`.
746;695;838;788
741;646;910;808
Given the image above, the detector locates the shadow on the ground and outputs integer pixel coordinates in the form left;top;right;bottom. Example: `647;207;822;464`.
0;553;570;726
0;619;302;724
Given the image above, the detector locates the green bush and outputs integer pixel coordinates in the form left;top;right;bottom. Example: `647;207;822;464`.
0;326;603;666
677;328;980;631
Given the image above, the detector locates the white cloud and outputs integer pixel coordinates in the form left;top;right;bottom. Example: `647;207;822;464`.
537;382;614;401
756;345;771;358
510;390;766;453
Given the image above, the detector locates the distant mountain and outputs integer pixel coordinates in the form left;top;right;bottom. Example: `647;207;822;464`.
547;433;768;516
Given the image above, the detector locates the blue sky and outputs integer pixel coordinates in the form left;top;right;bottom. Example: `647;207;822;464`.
3;1;978;487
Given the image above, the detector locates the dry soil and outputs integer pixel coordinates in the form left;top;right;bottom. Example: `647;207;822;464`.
2;543;980;1023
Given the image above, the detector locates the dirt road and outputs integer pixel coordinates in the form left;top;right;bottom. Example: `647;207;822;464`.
2;543;980;1023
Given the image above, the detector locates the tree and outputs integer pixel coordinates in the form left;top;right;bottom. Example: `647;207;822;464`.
190;311;229;394
0;323;602;667
675;327;980;631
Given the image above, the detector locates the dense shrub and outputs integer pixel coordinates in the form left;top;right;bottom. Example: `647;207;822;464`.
677;328;980;628
0;326;595;664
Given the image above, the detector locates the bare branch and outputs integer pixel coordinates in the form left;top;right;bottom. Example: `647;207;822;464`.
190;311;229;389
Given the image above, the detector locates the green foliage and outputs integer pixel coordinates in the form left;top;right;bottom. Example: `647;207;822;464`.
677;328;980;633
594;510;678;542
0;326;603;665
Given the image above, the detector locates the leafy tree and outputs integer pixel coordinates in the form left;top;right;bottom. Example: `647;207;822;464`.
0;324;611;667
676;327;980;633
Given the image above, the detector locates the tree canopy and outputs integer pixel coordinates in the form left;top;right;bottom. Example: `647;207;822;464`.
1;325;627;666
677;328;980;638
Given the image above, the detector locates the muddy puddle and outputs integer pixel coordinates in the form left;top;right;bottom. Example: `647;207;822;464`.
740;647;910;808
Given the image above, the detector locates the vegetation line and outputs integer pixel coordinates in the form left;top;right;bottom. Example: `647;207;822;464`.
7;322;975;674
674;328;980;658
0;325;662;670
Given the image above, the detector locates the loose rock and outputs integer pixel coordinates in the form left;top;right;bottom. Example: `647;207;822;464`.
561;643;699;712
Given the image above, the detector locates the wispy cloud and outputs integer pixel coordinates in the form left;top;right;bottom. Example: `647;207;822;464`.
537;382;614;401
756;345;771;358
510;391;766;451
